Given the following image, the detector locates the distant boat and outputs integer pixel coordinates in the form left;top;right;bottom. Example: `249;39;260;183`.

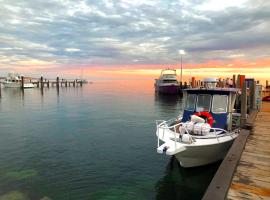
155;69;180;94
2;73;34;88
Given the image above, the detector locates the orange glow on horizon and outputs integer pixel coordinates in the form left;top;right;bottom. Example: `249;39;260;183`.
2;58;270;82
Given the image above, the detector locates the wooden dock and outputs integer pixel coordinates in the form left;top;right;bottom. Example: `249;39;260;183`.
202;102;270;200
227;102;270;199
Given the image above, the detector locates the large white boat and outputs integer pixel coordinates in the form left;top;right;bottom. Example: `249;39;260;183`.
2;73;34;88
155;69;180;94
155;79;241;167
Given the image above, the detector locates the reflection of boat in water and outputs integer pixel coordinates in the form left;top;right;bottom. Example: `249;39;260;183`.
155;93;181;104
2;73;34;88
155;69;180;95
155;156;220;200
155;93;183;119
155;78;241;168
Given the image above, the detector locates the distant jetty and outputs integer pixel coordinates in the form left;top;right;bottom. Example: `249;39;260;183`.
0;75;89;98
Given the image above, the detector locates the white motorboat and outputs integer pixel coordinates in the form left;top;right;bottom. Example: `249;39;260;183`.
155;78;241;167
155;69;180;94
2;73;34;88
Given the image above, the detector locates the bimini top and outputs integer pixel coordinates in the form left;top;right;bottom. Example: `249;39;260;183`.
184;87;240;95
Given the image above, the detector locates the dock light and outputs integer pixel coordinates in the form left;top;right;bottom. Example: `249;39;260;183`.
178;49;186;85
179;50;186;55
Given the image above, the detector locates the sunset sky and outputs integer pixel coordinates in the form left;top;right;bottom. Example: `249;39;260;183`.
0;0;269;81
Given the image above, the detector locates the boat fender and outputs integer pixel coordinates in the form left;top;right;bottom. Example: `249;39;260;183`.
194;112;214;127
182;134;193;144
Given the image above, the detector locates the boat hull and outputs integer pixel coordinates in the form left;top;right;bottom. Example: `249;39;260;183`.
175;139;234;168
2;82;21;88
3;82;35;88
156;124;237;168
23;83;35;88
156;84;180;94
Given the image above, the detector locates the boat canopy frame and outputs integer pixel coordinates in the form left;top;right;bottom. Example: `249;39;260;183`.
182;88;239;131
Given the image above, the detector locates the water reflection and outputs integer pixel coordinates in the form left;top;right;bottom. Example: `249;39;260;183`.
155;93;183;119
155;156;220;200
155;93;181;104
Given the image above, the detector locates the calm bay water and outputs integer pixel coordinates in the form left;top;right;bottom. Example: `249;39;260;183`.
0;80;220;200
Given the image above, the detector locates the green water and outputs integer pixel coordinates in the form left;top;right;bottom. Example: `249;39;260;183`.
0;80;220;200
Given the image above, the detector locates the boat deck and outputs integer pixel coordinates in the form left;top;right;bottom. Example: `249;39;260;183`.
227;102;270;199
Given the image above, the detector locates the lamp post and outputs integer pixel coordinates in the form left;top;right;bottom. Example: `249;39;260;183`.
178;49;186;87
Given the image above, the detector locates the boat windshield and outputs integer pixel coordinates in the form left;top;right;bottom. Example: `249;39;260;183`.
185;94;196;111
163;80;177;83
196;94;211;112
212;95;228;113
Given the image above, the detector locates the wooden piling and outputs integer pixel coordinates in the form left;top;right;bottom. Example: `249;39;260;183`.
40;76;44;89
236;74;240;88
191;77;195;88
73;80;75;87
56;77;59;88
21;76;24;89
249;80;256;110
65;81;68;87
241;81;247;127
233;75;236;87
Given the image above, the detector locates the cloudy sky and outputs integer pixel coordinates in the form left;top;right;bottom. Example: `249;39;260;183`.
0;0;270;79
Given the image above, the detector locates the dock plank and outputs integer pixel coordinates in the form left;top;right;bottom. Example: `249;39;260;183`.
227;102;270;199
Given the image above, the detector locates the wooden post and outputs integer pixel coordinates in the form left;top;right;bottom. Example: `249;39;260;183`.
236;74;240;88
21;76;24;89
266;80;269;88
47;81;50;88
73;80;75;87
241;81;247;127
56;77;59;88
249;80;256;110
232;75;236;87
80;80;82;87
40;76;44;89
191;77;195;88
65;81;68;87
